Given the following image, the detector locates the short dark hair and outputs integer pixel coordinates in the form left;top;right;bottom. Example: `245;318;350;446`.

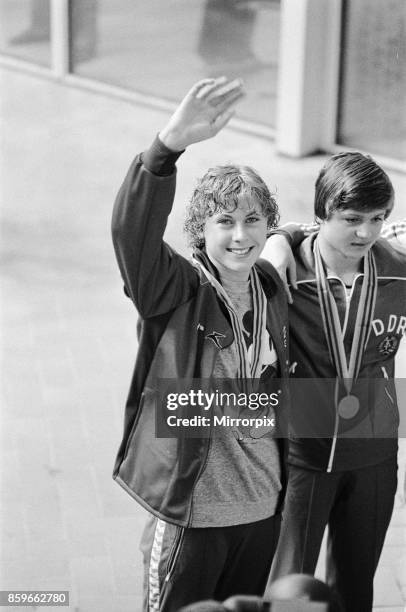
184;165;279;249
314;152;394;221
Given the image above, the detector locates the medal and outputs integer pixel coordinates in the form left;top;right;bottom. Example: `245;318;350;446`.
194;251;270;441
337;394;360;419
314;239;377;419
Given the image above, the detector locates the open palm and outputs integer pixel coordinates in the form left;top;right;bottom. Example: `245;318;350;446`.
159;77;245;151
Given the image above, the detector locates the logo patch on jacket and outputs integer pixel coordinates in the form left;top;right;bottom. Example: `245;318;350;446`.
378;335;399;356
206;331;226;349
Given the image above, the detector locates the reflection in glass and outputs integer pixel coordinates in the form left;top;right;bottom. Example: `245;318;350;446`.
0;0;51;67
70;0;281;128
338;0;406;161
70;0;99;64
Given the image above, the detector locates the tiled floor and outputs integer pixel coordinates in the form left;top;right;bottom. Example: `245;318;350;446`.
0;66;405;611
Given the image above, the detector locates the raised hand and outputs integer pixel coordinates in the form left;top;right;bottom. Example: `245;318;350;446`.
159;77;245;152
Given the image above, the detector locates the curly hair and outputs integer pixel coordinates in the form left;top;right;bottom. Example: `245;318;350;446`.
184;165;279;249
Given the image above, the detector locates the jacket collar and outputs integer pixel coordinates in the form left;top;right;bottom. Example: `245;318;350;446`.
295;233;406;283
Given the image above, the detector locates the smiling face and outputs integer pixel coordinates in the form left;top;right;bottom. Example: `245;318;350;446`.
318;203;392;264
203;195;268;281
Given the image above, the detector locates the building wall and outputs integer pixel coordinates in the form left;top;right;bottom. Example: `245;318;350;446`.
0;0;404;166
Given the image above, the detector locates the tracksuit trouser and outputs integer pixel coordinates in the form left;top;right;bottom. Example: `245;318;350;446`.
269;457;397;612
140;513;281;612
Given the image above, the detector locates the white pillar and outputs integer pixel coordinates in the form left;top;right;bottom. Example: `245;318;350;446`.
51;0;70;77
276;0;342;156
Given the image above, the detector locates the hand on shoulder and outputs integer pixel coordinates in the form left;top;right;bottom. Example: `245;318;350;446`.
261;234;297;304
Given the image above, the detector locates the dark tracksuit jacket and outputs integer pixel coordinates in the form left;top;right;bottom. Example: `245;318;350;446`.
111;137;290;528
287;232;406;473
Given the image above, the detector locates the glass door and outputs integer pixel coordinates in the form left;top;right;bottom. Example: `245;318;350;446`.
69;0;281;128
0;0;51;67
337;0;406;161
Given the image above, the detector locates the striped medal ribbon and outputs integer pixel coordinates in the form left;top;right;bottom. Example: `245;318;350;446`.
193;255;267;387
314;238;377;419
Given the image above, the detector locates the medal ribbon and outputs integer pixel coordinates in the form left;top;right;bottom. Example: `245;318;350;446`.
192;254;267;381
314;238;377;397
